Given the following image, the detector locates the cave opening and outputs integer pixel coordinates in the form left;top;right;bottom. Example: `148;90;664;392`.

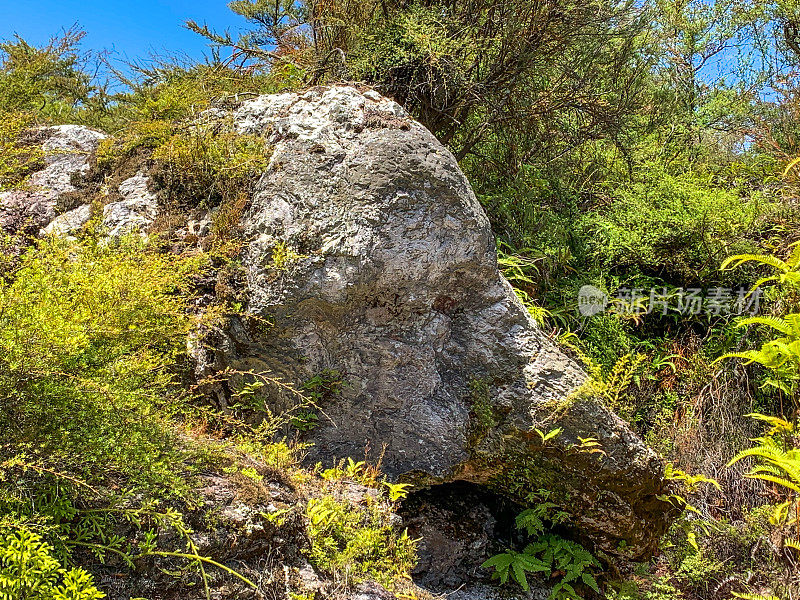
398;481;530;594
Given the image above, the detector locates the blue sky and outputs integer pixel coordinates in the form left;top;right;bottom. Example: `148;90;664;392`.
0;1;242;70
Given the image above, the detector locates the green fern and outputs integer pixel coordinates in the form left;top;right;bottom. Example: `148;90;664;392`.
497;245;551;326
527;534;602;599
719;246;800;394
561;333;644;413
728;414;800;545
721;242;800;290
483;508;600;599
728;415;800;495
481;549;550;591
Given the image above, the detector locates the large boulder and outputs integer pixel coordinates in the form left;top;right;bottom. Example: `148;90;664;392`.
197;86;675;558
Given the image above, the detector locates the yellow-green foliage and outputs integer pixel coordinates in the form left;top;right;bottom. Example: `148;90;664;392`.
306;496;416;587
271;241;307;271
729;415;799;527
151;124;271;208
0;111;42;190
582;169;779;282
0;236;205;492
86;65;282;224
0;237;218;599
0;527;104;600
721;244;800;394
561;333;644;417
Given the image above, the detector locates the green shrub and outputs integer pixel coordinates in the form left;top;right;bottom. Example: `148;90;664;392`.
306;496;416;586
0;110;43;191
582;170;777;283
0;236;204;493
0;526;104;600
151;124;272;211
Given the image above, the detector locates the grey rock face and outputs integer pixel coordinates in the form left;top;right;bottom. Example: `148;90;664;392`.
203;86;674;558
0;125;105;236
32;125;106;196
42;204;92;237
101;173;158;237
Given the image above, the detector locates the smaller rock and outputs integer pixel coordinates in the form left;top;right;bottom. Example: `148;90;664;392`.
1;125;105;237
0;190;57;236
102;173;158;236
346;581;397;600
187;212;213;237
296;562;326;594
29;125;106;197
42;204;92;237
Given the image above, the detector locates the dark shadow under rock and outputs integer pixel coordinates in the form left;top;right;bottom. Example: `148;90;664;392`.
399;481;548;596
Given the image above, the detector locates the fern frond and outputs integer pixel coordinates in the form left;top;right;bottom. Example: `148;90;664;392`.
745;472;800;493
746;413;795;432
784;156;800;178
735;316;795;335
732;593;780;600
721;253;790;273
728;444;786;467
784;538;800;552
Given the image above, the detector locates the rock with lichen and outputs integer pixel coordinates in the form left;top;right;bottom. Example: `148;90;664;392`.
195;85;676;559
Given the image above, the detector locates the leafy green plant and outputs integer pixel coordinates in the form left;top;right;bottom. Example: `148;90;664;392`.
303;370;346;404
0;111;42;191
382;482;412;503
0;526;104;600
658;464;720;552
562;333;645;416
720;244;800;395
497;245;551;326
291;410;319;432
534;428;563;445
721;242;800;290
306;496;416;586
481;548;551;591
529;535;603;599
720;315;800;395
271;241;307;271
0;236;204;492
482;505;600;599
0;28;95;120
151;123;272;211
728;414;799;537
468;378;497;442
584;169;776;283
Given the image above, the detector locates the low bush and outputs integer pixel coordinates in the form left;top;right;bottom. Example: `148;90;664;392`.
306;495;416;587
